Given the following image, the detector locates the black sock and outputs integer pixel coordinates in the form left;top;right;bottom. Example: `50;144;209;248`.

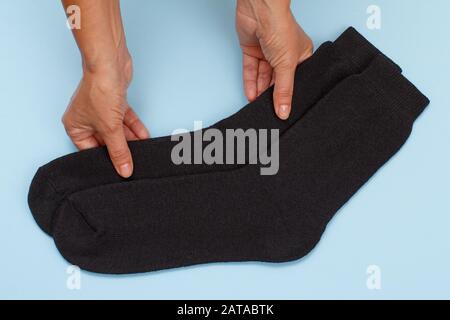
51;56;429;274
28;27;388;235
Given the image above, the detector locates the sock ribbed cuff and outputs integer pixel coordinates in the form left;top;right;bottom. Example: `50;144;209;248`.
363;56;429;119
333;27;402;73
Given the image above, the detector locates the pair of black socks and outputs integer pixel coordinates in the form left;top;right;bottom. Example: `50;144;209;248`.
28;28;429;274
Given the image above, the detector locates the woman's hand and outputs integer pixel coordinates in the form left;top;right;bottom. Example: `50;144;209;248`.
62;0;149;178
236;0;313;119
62;56;149;178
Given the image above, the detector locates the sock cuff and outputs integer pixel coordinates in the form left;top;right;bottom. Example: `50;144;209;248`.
363;56;430;120
333;27;402;73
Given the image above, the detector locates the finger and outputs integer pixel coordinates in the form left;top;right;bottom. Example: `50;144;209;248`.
101;126;134;178
123;107;150;140
242;54;259;102
273;65;296;120
257;60;273;96
94;133;105;146
96;125;139;143
72;136;100;150
124;125;139;141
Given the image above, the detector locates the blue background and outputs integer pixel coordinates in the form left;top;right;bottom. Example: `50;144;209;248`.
1;0;449;299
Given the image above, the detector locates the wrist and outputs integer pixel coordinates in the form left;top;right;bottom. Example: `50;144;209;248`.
239;0;291;12
82;48;131;72
238;0;293;35
82;48;132;84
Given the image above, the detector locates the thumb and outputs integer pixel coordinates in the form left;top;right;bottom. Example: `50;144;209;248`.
102;126;134;178
273;65;296;120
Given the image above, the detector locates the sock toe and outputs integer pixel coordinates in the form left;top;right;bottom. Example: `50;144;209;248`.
53;198;103;271
28;167;64;235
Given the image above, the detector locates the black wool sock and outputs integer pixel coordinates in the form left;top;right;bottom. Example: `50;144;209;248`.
51;56;429;274
28;27;388;235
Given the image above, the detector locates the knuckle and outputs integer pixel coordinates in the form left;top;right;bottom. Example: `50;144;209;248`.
259;71;272;81
61;108;73;127
99;121;122;135
61;114;68;126
126;113;139;127
277;59;297;72
276;91;293;101
61;114;77;135
109;147;129;162
243;63;257;74
275;87;293;99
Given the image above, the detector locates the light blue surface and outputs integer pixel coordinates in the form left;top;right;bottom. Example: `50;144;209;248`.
0;0;449;300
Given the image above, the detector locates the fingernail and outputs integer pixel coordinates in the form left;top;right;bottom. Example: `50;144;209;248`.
278;105;290;120
119;163;132;178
